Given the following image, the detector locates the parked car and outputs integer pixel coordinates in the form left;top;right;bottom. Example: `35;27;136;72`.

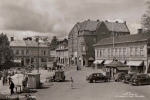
130;74;150;86
123;73;136;83
114;72;126;82
86;73;111;83
52;71;65;82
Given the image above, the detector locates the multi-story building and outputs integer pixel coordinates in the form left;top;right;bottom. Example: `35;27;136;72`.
49;36;68;62
10;37;50;67
93;32;150;75
68;19;130;67
56;42;69;66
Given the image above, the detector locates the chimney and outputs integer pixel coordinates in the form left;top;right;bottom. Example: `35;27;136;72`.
10;37;14;41
97;19;100;22
105;20;108;22
137;29;143;34
116;21;118;23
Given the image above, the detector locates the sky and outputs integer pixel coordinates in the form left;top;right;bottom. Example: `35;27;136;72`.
0;0;148;40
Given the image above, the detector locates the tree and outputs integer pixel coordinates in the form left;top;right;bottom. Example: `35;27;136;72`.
141;0;150;31
0;33;14;70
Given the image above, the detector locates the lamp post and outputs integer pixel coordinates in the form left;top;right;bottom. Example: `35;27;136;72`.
35;36;40;73
37;36;39;73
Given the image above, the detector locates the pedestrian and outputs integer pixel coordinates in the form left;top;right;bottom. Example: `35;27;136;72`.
47;68;49;72
70;77;73;89
0;72;2;80
2;76;5;85
9;81;15;95
8;76;12;85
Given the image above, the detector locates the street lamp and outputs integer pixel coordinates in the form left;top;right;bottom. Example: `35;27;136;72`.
35;36;40;73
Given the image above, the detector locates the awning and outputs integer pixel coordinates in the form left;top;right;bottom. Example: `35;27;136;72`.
14;60;21;63
104;60;112;64
93;60;104;64
126;61;143;66
117;67;131;70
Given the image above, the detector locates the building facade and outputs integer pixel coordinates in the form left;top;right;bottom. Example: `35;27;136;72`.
68;19;130;67
49;36;68;62
10;38;50;67
93;33;150;74
56;43;69;66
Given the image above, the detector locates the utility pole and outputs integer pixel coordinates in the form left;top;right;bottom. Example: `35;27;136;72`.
37;36;39;73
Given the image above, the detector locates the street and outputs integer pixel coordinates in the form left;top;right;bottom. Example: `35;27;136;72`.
1;67;150;100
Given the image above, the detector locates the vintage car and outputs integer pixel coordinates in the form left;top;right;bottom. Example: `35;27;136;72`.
114;72;126;82
86;73;111;83
52;71;65;82
123;73;136;83
130;74;150;86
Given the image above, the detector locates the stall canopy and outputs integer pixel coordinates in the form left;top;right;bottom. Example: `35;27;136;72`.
104;60;112;64
93;60;104;64
105;60;129;68
126;61;143;66
117;67;131;70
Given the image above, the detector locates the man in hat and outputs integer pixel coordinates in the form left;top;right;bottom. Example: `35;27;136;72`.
9;81;15;95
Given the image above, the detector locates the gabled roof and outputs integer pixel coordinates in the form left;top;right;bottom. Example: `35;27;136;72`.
93;33;150;46
104;21;129;32
79;20;101;32
10;40;49;47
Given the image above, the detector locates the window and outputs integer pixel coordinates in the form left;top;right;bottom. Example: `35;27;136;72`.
103;49;105;57
21;50;24;55
108;49;110;57
123;48;126;57
111;48;114;56
119;48;122;57
44;50;46;55
115;48;118;57
26;50;29;55
135;47;139;56
16;50;19;55
130;47;133;56
140;46;144;56
83;46;85;51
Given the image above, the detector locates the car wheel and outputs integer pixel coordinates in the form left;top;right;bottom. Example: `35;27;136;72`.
123;79;126;83
107;79;110;82
138;82;142;86
93;80;96;83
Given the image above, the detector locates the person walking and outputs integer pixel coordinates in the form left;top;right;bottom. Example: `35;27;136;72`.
70;77;73;89
9;81;15;95
8;76;12;85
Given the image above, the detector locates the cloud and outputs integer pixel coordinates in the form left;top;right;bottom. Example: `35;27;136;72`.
0;0;148;39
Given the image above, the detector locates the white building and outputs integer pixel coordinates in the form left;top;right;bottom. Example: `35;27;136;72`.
93;33;150;74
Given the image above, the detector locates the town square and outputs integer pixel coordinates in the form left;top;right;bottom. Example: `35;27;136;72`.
1;0;150;100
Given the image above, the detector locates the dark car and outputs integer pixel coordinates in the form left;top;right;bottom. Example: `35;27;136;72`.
123;73;136;83
114;72;126;82
86;73;111;83
130;74;150;86
53;71;65;82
